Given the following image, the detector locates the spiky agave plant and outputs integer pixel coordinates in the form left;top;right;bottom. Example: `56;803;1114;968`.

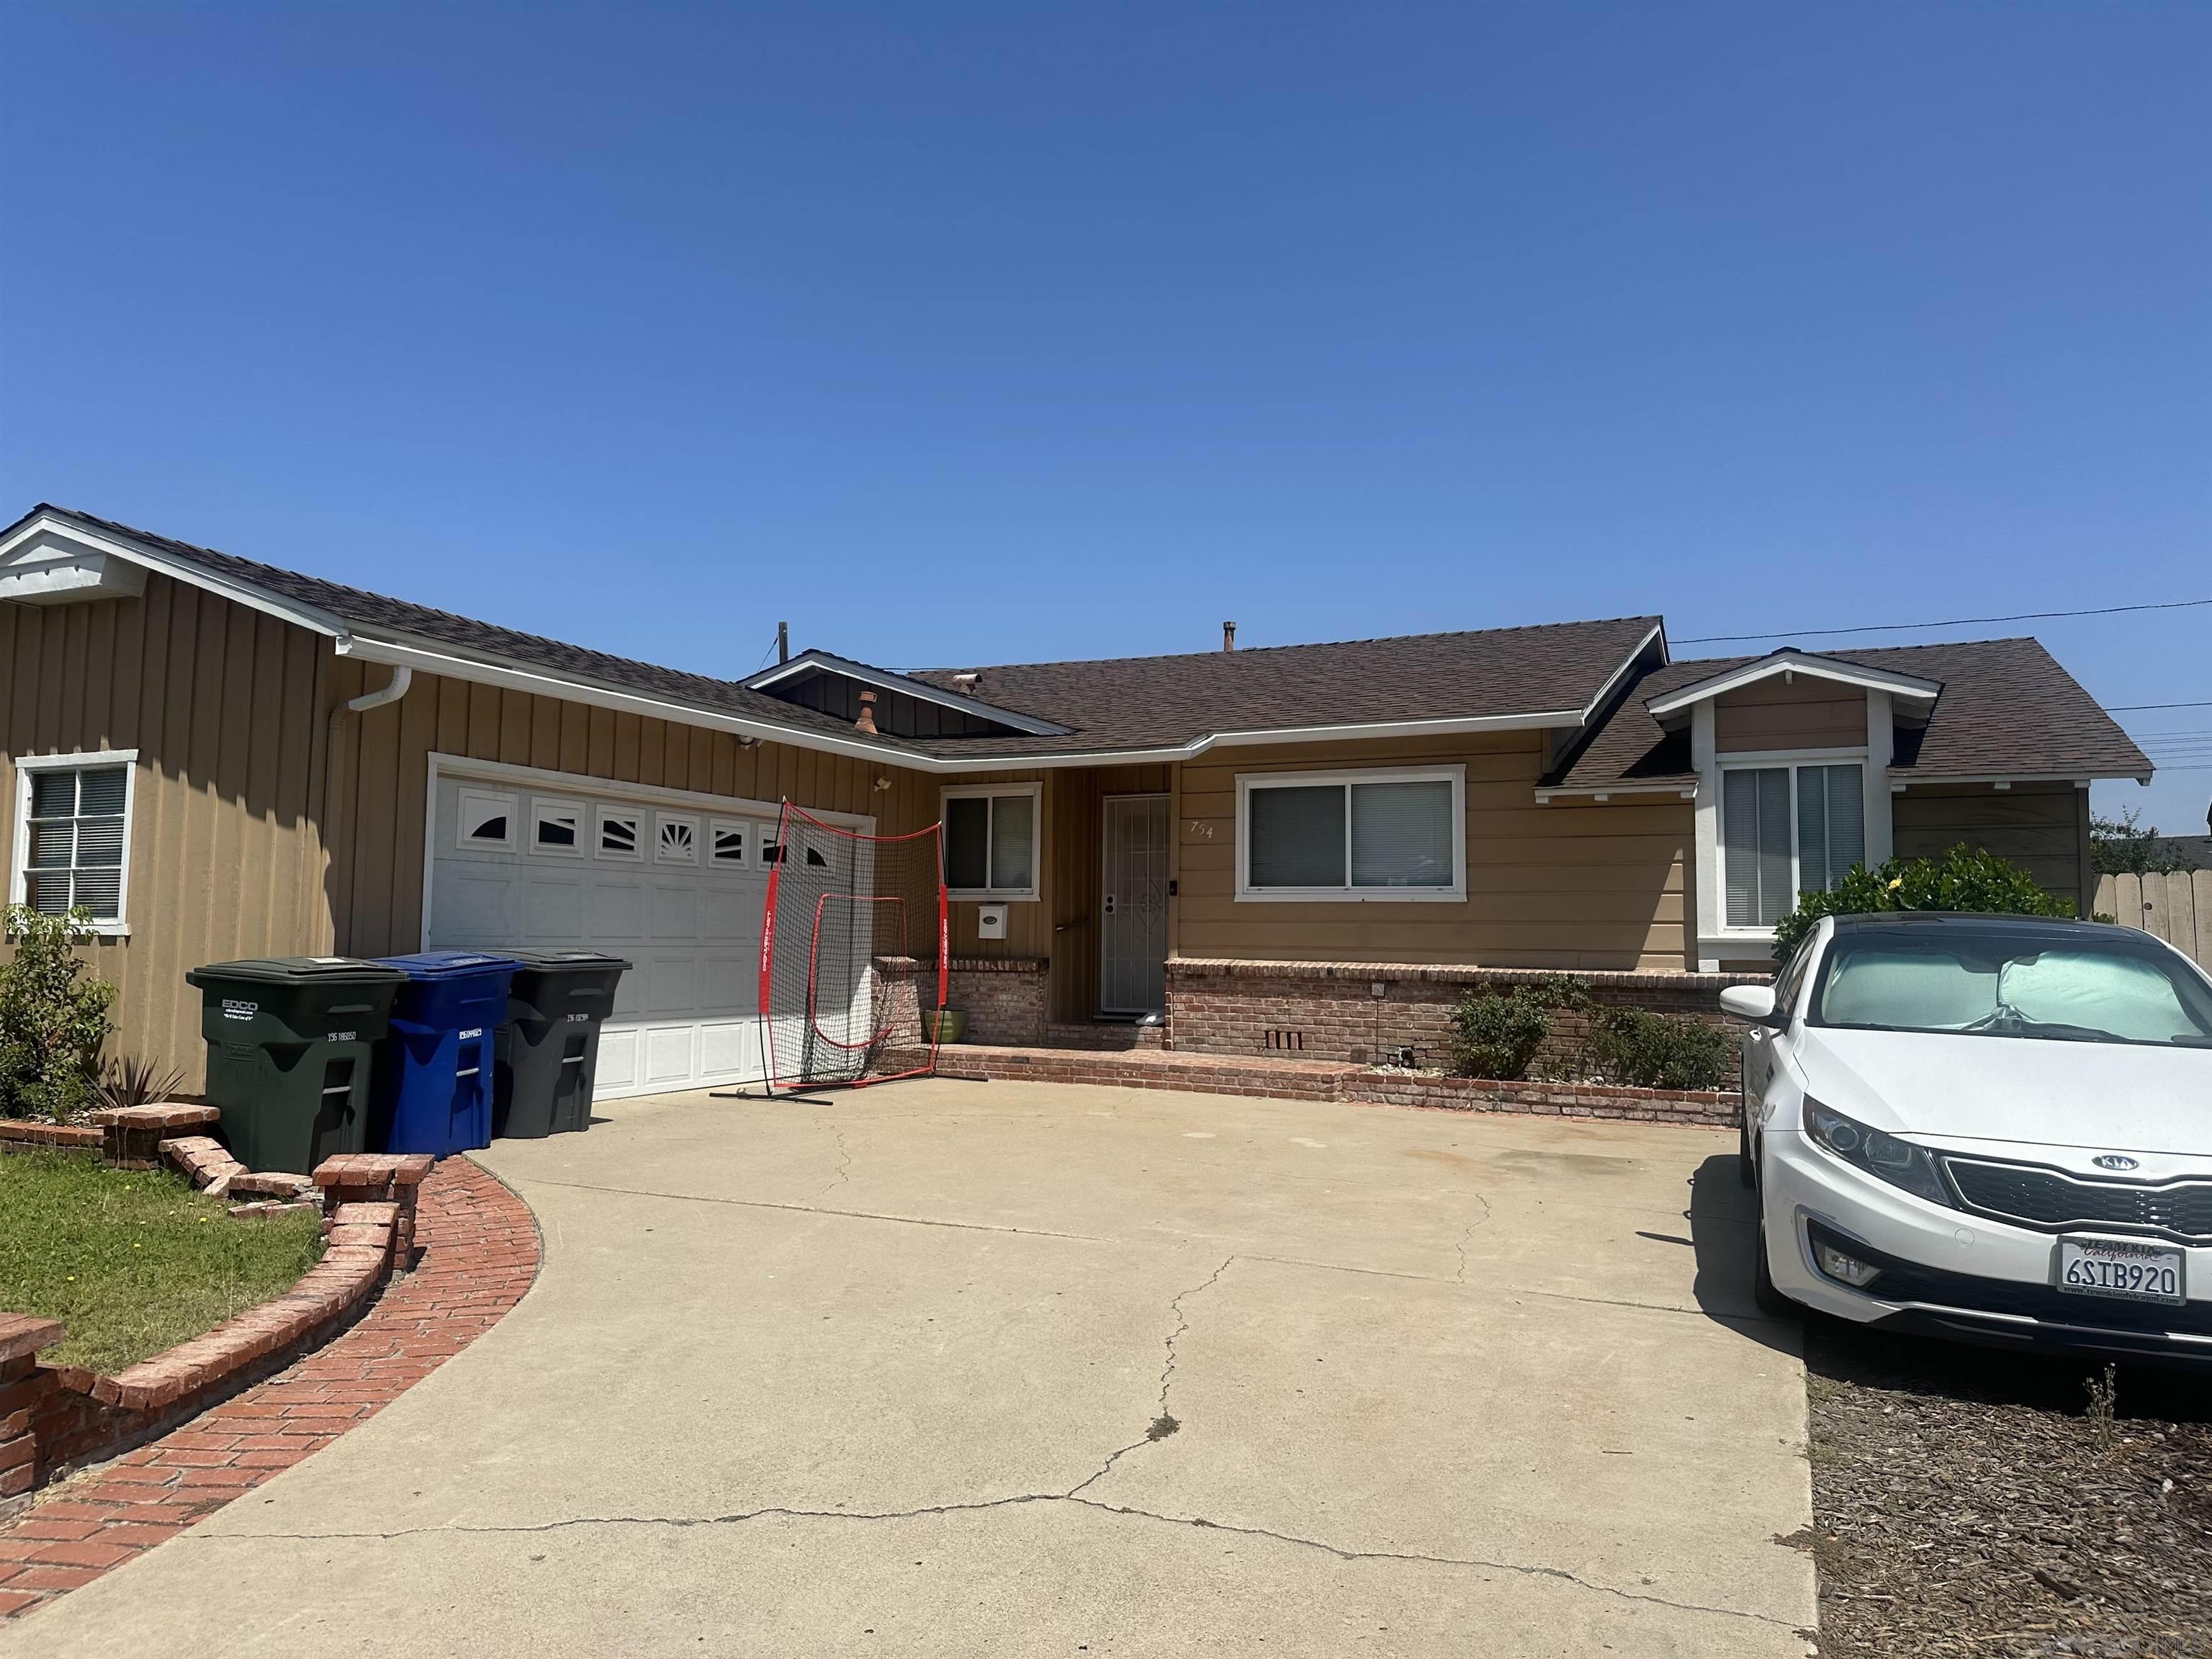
94;1054;189;1113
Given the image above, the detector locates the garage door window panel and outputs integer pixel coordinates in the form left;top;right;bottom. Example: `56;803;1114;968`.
596;807;642;861
457;788;516;852
530;798;585;858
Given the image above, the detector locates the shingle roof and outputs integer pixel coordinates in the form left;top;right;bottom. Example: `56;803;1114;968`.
898;617;1665;756
28;505;929;756
1545;637;2152;790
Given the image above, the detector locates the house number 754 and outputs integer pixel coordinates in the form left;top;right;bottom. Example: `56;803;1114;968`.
1187;821;1213;838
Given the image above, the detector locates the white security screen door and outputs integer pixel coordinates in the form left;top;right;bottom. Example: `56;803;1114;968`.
1101;794;1170;1015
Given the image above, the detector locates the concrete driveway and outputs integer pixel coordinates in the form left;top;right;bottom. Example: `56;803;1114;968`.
8;1079;1815;1658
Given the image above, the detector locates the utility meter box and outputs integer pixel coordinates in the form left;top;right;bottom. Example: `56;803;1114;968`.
976;904;1008;940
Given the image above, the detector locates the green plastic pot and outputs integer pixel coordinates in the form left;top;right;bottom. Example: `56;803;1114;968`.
922;1008;968;1044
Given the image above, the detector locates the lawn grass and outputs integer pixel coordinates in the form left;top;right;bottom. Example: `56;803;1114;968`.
0;1150;324;1375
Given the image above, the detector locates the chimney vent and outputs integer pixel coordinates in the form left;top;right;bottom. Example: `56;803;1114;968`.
1223;620;1237;651
855;690;878;735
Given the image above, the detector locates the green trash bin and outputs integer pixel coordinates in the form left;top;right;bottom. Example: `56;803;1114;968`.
493;950;631;1139
185;956;408;1174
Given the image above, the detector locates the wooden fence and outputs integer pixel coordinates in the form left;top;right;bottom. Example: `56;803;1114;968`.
2094;870;2212;971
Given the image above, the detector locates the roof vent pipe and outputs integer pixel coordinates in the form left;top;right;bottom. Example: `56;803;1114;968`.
1223;620;1236;651
777;621;789;665
855;689;878;735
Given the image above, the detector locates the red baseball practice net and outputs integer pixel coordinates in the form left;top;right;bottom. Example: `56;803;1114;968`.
757;803;947;1090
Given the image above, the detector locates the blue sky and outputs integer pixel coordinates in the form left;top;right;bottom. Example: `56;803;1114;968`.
4;3;2206;832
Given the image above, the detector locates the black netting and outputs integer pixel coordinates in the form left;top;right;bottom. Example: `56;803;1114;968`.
759;803;945;1089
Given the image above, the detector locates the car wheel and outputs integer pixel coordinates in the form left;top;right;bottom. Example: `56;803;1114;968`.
1753;1215;1797;1320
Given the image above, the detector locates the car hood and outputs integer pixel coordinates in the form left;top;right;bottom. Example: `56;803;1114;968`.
1792;1028;2212;1156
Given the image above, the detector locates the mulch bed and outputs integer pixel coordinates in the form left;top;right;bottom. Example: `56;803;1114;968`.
1803;1317;2212;1658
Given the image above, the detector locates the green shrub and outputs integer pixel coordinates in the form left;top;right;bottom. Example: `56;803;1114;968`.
1449;974;1589;1080
1583;1007;1732;1092
1770;845;2074;963
0;905;117;1123
2092;807;2200;876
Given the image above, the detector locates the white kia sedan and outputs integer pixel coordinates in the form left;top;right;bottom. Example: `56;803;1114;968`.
1727;912;2212;1364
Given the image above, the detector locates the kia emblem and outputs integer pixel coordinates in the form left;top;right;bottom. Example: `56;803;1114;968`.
2092;1154;2139;1172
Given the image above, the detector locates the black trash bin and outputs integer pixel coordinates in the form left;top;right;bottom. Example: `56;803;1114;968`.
185;956;408;1174
493;950;631;1139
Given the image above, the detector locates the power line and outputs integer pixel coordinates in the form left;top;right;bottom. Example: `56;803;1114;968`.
1677;595;2212;646
2112;700;2212;712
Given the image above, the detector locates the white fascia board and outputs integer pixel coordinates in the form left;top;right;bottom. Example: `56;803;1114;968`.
6;513;347;637
1534;783;1699;803
337;634;938;768
747;651;1070;736
345;637;1616;776
1577;622;1668;719
1646;651;1942;717
1892;770;2146;786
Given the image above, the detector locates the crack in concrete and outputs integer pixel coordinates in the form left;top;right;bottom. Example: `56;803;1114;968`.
1066;1255;1233;1498
811;1119;854;1202
508;1176;1112;1244
203;1493;1795;1630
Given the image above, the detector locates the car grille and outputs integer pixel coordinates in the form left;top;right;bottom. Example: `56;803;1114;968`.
1943;1158;2212;1246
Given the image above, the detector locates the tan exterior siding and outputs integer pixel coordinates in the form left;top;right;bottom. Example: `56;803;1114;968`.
1045;764;1173;1021
1714;678;1866;752
1;576;332;1085
1176;732;1691;971
323;656;945;958
1892;782;2092;916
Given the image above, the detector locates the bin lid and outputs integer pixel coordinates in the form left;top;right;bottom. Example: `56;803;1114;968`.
186;956;411;986
500;948;634;973
378;950;523;981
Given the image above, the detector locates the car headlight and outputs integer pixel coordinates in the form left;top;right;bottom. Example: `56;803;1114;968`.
1800;1099;1953;1207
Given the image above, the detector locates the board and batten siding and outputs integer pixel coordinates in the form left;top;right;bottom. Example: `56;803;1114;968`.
1;575;333;1087
1713;677;1868;753
322;655;954;960
1175;732;1692;971
1891;781;2094;917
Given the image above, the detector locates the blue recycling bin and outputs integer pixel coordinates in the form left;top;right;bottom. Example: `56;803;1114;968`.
372;952;521;1159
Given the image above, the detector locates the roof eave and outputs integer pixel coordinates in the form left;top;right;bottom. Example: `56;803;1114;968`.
1646;650;1944;717
745;650;1071;736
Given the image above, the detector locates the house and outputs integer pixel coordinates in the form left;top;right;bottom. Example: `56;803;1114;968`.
2;505;2154;1096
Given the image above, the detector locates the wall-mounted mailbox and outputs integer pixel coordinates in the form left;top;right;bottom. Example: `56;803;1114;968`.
977;904;1008;940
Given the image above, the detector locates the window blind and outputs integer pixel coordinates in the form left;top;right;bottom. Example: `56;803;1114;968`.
1723;768;1793;927
1796;764;1865;894
1349;781;1454;888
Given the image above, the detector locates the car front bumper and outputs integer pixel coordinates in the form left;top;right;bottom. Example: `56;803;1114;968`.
1763;1130;2212;1364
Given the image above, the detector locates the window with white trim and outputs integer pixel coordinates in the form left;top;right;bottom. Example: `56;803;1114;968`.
655;814;699;864
942;785;1039;899
456;788;516;851
1238;767;1464;899
529;798;585;857
595;806;642;861
14;756;135;925
709;819;750;869
1721;762;1864;929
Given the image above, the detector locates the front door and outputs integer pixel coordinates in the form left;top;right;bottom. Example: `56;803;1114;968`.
1100;794;1170;1015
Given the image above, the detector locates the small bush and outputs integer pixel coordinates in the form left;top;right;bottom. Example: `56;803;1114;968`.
1583;1007;1733;1092
2092;807;2200;876
1449;974;1589;1080
1770;844;2074;963
0;905;117;1123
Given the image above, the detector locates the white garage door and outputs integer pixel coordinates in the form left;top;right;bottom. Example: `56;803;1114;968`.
425;770;806;1099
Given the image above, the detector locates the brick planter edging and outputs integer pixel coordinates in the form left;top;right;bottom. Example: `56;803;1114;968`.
0;1154;433;1513
887;1044;1737;1128
0;1156;539;1621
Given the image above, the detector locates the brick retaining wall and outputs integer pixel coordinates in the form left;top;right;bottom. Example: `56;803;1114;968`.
889;1042;1735;1129
1164;958;1768;1083
947;956;1048;1046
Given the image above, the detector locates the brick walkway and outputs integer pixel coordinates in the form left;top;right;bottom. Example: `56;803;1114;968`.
0;1156;539;1622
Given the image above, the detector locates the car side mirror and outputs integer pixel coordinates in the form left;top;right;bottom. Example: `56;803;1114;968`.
1719;984;1783;1028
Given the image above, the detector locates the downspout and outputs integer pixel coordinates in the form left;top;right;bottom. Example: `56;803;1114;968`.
321;662;413;952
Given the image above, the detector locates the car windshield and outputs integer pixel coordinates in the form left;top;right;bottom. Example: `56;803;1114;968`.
1810;928;2212;1048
